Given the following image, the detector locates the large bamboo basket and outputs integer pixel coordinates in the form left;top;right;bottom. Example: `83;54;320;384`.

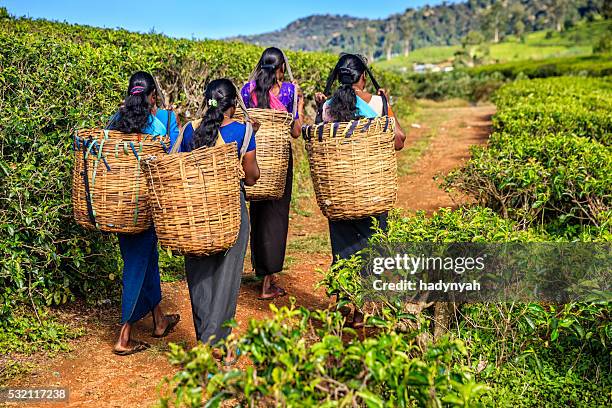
234;108;293;201
72;129;169;234
302;116;398;220
141;143;242;256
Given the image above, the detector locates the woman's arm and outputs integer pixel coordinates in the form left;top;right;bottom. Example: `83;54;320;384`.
242;150;260;186
378;89;406;151
291;82;305;138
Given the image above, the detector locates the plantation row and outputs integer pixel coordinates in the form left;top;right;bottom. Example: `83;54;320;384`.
0;12;408;335
166;208;611;407
468;53;612;79
445;76;612;230
409;53;612;101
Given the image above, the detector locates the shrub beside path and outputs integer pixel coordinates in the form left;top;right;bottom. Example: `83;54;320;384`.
8;103;495;408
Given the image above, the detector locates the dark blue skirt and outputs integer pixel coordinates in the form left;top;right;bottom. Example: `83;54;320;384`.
328;212;388;263
117;227;161;324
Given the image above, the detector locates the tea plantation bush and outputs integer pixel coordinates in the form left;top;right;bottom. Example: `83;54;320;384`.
445;77;612;228
0;13;409;342
164;208;610;406
409;54;612;101
162;303;488;408
469;53;612;79
492;77;612;145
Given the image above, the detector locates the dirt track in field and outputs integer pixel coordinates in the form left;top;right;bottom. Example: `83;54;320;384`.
6;104;494;408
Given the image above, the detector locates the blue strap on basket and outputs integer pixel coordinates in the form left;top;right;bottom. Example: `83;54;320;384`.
345;120;359;138
80;138;98;228
129;141;139;159
332;122;340;137
361;118;373;132
302;125;311;141
317;124;324;142
159;138;169;153
383;117;390;132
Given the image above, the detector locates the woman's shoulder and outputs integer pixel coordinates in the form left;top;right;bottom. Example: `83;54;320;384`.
221;120;246;132
146;114;167;135
241;81;255;93
281;81;295;92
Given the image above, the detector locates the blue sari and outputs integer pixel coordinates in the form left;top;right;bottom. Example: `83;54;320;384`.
109;114;167;324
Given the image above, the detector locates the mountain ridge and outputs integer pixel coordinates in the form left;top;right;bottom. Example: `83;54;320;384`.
230;0;609;60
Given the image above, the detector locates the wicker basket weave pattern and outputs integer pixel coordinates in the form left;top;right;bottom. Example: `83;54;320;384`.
234;108;293;201
142;143;242;256
72;129;169;234
303;116;397;220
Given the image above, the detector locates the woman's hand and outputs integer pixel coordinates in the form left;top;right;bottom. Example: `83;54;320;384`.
250;118;261;133
292;80;304;99
377;88;390;101
242;150;260;186
315;92;327;105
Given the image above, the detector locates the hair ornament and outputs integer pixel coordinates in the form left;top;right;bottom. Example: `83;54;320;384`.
207;98;218;107
130;85;145;95
261;64;276;70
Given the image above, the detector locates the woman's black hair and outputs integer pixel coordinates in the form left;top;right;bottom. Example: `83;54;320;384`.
111;71;156;133
191;78;237;149
323;54;381;122
251;47;285;109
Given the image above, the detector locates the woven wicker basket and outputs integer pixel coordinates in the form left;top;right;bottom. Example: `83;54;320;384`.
302;116;398;220
72;129;169;233
141;143;242;256
234;108;293;201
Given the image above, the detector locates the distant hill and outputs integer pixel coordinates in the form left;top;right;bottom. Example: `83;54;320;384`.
376;19;612;71
232;0;610;60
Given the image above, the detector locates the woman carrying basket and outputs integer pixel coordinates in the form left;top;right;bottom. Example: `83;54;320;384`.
315;54;406;326
107;71;180;356
176;79;260;362
241;47;305;300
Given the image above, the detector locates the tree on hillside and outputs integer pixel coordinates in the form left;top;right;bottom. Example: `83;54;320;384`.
508;1;527;38
399;10;415;57
481;0;508;43
551;0;573;31
384;19;399;60
454;30;489;67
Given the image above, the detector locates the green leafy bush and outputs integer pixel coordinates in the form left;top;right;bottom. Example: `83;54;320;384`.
445;132;611;226
161;303;487;408
492;77;612;145
461;302;611;407
322;207;545;309
407;54;612;102
468;54;612;79
445;77;612;228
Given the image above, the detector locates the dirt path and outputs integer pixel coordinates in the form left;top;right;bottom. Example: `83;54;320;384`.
6;104;494;408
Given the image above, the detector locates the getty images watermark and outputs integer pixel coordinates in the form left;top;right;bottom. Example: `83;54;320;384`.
358;243;611;303
372;253;486;293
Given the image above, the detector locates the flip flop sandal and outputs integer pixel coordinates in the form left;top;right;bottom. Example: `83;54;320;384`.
152;314;180;338
223;348;242;367
113;340;150;356
271;283;287;296
258;285;285;301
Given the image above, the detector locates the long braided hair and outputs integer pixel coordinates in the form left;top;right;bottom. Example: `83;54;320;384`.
251;47;285;109
323;54;381;122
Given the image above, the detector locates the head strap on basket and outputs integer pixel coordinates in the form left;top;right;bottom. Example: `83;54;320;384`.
153;76;167;109
235;86;253;163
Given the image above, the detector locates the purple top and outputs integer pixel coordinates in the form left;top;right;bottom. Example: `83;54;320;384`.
240;81;299;120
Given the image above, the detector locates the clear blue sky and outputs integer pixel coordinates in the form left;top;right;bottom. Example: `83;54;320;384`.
1;0;457;39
